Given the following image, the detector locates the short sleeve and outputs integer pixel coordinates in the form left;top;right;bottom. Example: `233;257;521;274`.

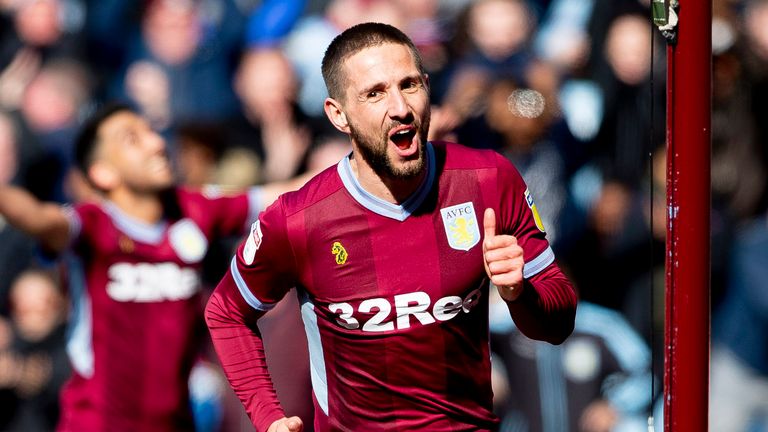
67;203;105;252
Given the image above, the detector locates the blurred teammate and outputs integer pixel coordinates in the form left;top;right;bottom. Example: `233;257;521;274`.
206;22;577;432
0;103;300;431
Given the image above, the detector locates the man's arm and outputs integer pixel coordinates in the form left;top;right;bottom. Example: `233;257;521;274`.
503;264;576;345
0;185;71;253
205;271;299;432
483;208;576;345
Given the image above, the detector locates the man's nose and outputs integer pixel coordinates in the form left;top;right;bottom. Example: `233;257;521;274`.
146;130;166;152
387;90;409;120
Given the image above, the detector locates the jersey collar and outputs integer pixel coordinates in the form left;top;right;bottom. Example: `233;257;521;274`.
103;201;168;244
337;142;436;221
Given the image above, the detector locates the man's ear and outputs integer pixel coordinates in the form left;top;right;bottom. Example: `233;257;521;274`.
324;98;350;133
88;161;119;191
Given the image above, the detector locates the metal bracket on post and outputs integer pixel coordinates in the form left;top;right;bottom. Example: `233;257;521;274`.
653;0;679;45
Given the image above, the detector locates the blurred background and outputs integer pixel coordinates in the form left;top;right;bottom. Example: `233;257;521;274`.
0;0;766;431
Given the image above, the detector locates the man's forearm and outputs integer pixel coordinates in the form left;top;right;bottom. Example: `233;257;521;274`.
0;185;70;251
505;264;577;344
205;272;286;431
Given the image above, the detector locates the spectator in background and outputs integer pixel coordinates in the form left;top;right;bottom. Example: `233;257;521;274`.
0;111;37;315
0;0;87;123
0;0;86;84
2;269;69;432
710;210;768;432
436;0;547;149
564;168;659;310
706;6;762;309
16;58;92;202
620;148;666;386
479;73;567;247
174;122;228;189
229;47;314;183
739;0;768;216
588;9;664;188
303;131;352;175
490;293;653;432
532;0;605;173
710;11;767;223
557;7;665;311
0;0;85;60
112;0;247;131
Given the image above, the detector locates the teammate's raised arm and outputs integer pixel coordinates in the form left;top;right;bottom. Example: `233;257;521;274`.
0;185;71;253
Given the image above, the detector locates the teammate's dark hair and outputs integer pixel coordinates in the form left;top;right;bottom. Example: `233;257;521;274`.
321;22;425;102
74;102;136;174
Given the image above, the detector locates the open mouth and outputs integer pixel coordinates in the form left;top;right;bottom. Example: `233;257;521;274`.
389;127;417;150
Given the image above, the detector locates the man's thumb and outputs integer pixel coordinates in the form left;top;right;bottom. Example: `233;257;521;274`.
286;417;303;431
483;208;497;240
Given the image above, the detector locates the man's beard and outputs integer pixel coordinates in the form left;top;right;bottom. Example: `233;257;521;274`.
349;112;431;181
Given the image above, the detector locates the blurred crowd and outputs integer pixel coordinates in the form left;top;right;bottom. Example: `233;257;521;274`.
1;0;767;431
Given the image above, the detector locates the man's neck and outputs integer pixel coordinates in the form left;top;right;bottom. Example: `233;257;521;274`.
349;157;425;204
107;188;165;224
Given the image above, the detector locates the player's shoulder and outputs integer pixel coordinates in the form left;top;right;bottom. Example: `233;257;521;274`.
68;199;116;237
72;199;103;213
433;140;509;171
269;164;344;217
71;199;109;221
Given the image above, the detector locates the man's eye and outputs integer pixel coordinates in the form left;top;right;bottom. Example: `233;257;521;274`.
367;91;380;98
403;81;420;91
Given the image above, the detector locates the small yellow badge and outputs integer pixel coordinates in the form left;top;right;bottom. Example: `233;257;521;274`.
524;188;546;233
331;241;348;265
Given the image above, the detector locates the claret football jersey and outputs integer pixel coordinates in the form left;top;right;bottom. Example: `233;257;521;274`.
57;187;260;432
229;142;560;431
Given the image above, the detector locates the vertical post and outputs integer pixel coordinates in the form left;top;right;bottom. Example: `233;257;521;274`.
664;0;711;430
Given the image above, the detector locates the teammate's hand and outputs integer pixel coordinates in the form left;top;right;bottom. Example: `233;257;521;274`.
482;208;524;301
267;416;303;432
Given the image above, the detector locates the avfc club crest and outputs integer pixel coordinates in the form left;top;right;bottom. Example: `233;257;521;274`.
169;219;208;264
440;202;480;251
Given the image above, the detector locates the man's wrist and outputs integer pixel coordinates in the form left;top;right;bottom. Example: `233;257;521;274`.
497;281;525;302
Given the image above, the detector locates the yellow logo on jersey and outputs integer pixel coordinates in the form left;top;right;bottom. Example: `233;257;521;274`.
332;241;348;265
524;188;546;232
450;218;475;247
